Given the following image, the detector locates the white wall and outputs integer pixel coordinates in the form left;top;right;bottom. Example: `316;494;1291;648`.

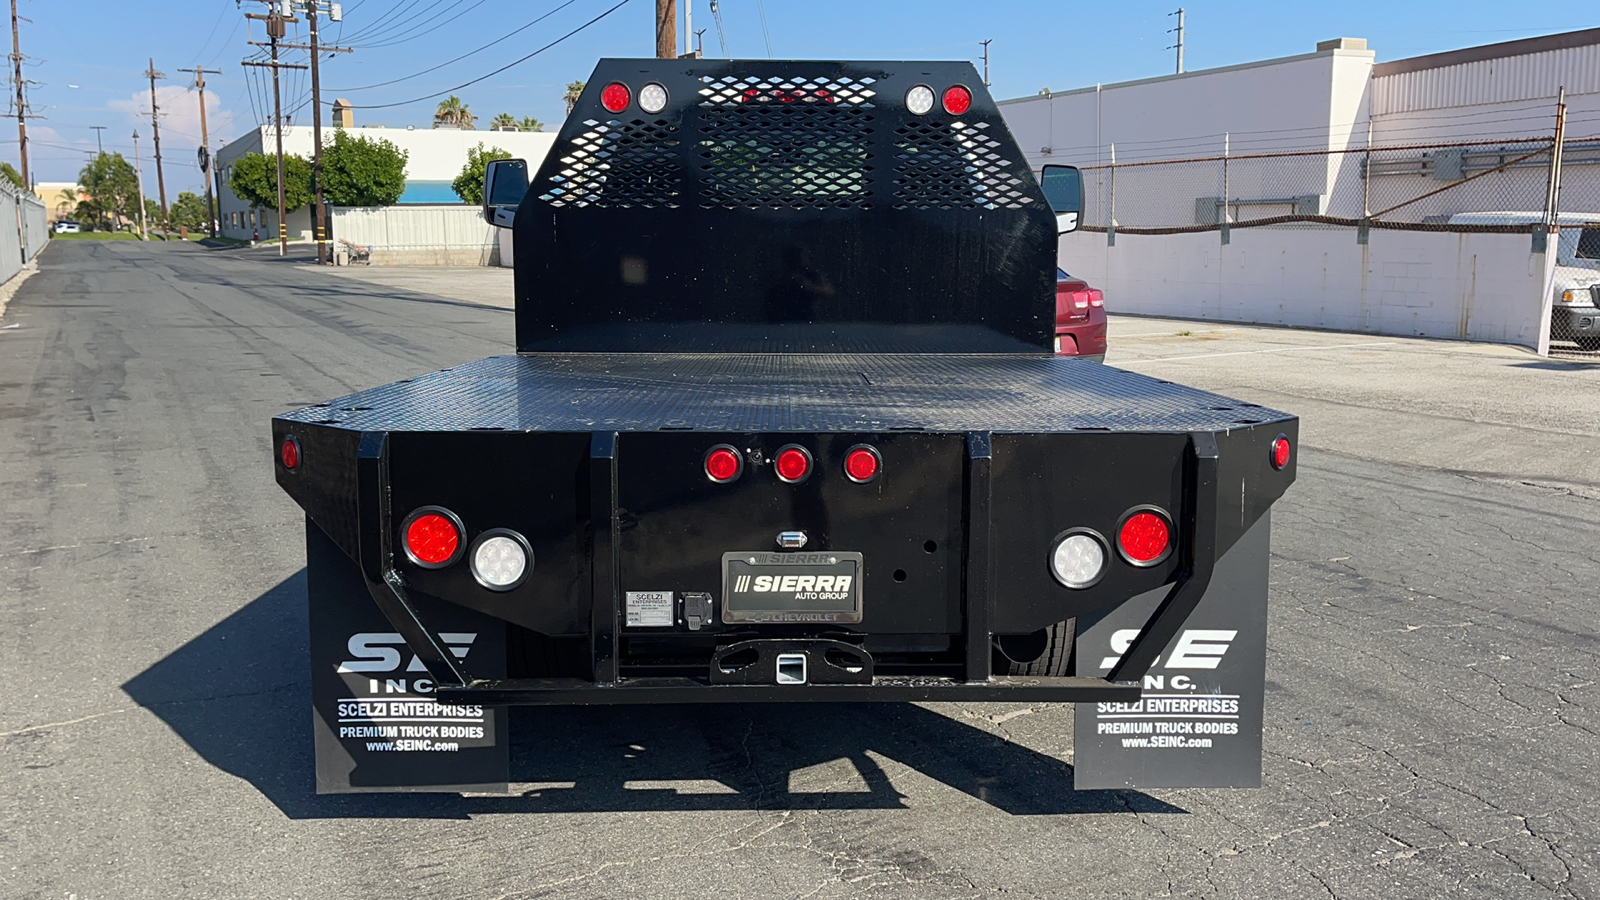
1060;227;1554;350
330;204;500;266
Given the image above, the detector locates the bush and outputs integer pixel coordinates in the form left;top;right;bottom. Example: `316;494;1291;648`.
451;143;512;205
321;130;409;207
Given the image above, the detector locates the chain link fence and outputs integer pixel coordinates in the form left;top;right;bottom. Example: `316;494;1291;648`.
1070;134;1600;356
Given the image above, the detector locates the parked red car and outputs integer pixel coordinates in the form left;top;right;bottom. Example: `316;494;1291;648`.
1054;268;1106;361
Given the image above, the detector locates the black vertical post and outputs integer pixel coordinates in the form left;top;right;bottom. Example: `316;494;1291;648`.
590;431;620;684
963;431;994;682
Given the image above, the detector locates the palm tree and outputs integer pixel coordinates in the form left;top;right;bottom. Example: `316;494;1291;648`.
563;80;585;117
518;116;543;132
433;95;477;130
490;112;517;132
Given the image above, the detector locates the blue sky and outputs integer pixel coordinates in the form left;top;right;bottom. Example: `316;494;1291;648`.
14;0;1596;190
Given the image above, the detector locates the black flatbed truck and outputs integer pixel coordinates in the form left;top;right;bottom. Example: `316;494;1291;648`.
274;59;1297;794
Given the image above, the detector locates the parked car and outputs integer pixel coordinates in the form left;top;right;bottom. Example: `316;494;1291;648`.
53;220;81;234
1054;268;1107;360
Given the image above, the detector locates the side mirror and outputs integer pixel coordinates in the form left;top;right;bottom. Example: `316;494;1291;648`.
1040;164;1083;234
483;158;529;229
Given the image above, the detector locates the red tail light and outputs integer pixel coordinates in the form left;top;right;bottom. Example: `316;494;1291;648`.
705;444;743;483
1271;436;1291;470
402;508;464;568
942;85;972;115
774;445;813;483
279;435;300;469
1087;289;1104;308
600;82;630;113
1118;510;1172;566
844;445;881;483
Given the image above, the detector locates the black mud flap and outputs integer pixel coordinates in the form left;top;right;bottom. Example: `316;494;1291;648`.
1072;513;1271;789
307;521;510;794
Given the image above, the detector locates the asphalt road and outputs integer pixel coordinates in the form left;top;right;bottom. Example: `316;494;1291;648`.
2;241;1596;899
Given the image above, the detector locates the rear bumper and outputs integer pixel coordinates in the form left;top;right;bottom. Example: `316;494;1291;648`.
437;675;1140;705
348;427;1227;705
1055;310;1108;358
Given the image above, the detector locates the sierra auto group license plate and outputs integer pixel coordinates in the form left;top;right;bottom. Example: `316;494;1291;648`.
722;551;864;624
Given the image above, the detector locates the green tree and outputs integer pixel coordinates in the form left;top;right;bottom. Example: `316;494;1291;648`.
229;152;313;212
563;80;585;116
433;95;476;129
169;191;210;231
518;116;543;132
451;143;511;205
0;161;24;190
490;112;517;132
322;130;408;207
77;152;141;229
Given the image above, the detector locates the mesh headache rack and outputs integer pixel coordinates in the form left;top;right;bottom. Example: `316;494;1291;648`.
511;59;1059;354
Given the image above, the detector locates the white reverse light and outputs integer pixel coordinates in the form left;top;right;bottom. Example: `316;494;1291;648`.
470;530;532;591
906;84;935;116
1050;531;1106;589
639;82;669;114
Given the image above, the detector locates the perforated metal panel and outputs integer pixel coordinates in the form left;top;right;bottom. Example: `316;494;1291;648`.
696;74;878;107
538;117;683;209
894;119;1036;210
698;105;876;210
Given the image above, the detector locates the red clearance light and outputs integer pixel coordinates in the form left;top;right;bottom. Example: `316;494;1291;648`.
279;435;300;469
600;82;630;113
1271;436;1292;470
774;445;813;483
705;445;743;483
1118;510;1172;566
942;85;972;115
403;509;463;568
844;445;881;483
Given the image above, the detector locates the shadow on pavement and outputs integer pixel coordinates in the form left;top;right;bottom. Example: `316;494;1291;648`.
124;571;1183;821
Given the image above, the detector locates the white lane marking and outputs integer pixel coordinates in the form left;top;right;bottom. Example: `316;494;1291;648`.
1119;341;1396;364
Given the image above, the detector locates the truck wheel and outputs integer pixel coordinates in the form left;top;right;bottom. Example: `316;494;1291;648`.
994;620;1074;676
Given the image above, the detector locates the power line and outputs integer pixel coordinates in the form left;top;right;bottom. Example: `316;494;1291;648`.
341;0;634;110
331;0;581;92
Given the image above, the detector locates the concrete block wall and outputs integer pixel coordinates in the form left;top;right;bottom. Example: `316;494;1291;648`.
1059;227;1556;350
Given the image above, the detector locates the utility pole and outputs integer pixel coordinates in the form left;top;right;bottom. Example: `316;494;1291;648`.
243;3;306;257
1544;86;1568;234
132;130;148;241
11;0;28;186
980;39;992;87
178;66;222;238
89;125;105;155
296;2;353;264
655;0;676;59
1168;8;1185;75
145;59;170;235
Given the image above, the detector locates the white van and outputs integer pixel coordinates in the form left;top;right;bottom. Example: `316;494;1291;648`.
1448;212;1600;350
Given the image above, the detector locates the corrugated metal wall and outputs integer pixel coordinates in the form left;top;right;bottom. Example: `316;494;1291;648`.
1373;43;1600;115
0;181;48;285
328;204;499;265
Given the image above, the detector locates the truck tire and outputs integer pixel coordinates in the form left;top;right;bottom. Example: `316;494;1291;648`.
994;620;1074;676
